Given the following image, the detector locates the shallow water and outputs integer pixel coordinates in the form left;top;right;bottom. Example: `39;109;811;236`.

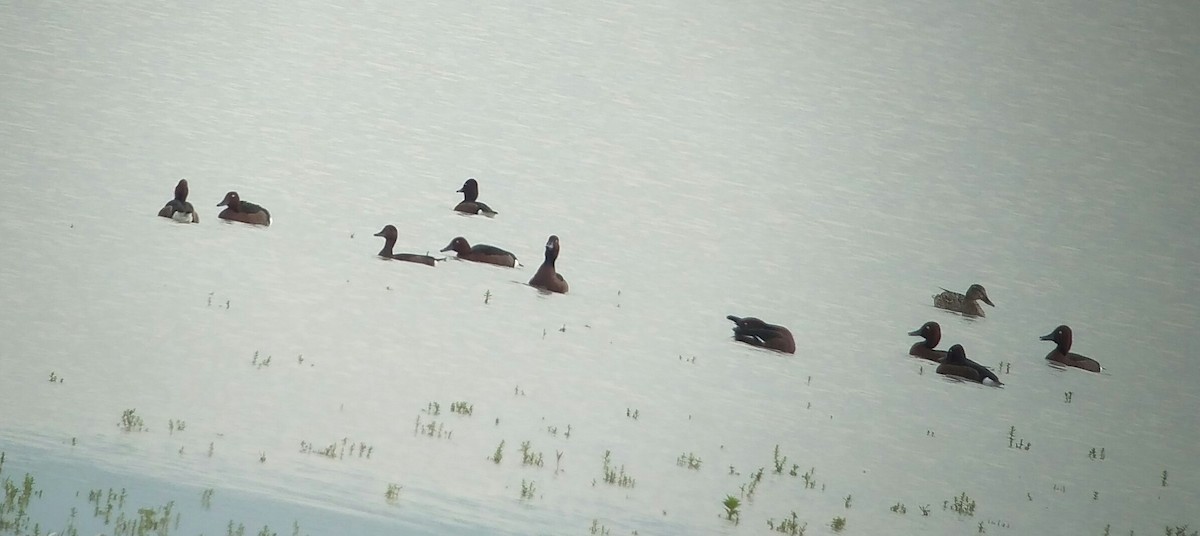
2;0;1198;534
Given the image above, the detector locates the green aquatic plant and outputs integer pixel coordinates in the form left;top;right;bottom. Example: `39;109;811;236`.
449;401;473;416
946;492;976;516
589;519;611;535
489;440;505;464
801;467;817;489
601;451;635;488
385;483;402;503
201;488;214;510
722;495;741;523
519;480;536;500
844;494;852;508
772;445;787;474
676;452;702;470
830;516;846;532
766;511;806;535
1162;470;1169;487
119;409;145;432
1007;426;1031;451
520;441;544;467
891;502;907;514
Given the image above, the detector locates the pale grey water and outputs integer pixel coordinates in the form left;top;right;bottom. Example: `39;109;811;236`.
1;0;1198;535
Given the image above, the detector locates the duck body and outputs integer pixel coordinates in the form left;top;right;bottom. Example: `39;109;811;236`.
726;315;795;354
158;179;198;223
937;344;1003;385
453;178;497;216
528;235;568;293
374;225;438;267
440;236;517;267
933;284;994;317
217;191;271;226
907;321;947;362
1040;325;1102;372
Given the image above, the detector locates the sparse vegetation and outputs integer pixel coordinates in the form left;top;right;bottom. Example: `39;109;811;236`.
831;516;846;532
601;451;635;488
767;511;806;535
119;409;146;432
676;452;702;470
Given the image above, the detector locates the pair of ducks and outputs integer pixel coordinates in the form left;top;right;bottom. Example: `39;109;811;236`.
908;321;1102;385
157;179;272;226
374;178;568;294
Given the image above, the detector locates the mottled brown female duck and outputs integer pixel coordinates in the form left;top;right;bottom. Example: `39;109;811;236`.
907;321;947;362
726;315;795;354
454;178;497;216
936;344;1003;385
373;225;438;266
933;284;994;317
440;236;518;267
528;235;568;293
1040;325;1102;372
217;191;271;226
157;179;198;223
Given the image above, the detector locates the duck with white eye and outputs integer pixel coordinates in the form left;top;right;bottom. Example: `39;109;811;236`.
528;235;568;293
1040;325;1102;372
936;344;1003;385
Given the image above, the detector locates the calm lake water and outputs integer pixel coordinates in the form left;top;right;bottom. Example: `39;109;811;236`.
2;0;1197;535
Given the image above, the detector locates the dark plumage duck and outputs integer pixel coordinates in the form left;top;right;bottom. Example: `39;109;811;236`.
217;191;271;226
907;321;947;362
373;225;438;267
528;235;568;293
1040;325;1102;372
936;344;1003;385
157;179;198;223
933;284;994;317
726;315;795;354
453;178;497;216
439;236;518;267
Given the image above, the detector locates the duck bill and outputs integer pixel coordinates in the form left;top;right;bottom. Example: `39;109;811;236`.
1039;332;1055;341
982;296;995;307
907;328;923;337
456;187;465;193
439;244;454;253
373;231;386;237
726;315;743;324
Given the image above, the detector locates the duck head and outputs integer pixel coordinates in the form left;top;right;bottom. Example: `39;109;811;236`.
908;321;942;348
440;236;471;255
966;284;994;307
457;178;479;201
217;191;241;208
1040;325;1073;353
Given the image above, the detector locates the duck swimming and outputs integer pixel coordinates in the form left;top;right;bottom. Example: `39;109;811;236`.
907;321;947;362
440;236;518;267
158;179;198;223
937;344;1003;385
217;191;271;226
726;315;795;354
933;284;994;317
373;225;438;267
528;235;568;293
453;178;497;216
1040;325;1102;372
